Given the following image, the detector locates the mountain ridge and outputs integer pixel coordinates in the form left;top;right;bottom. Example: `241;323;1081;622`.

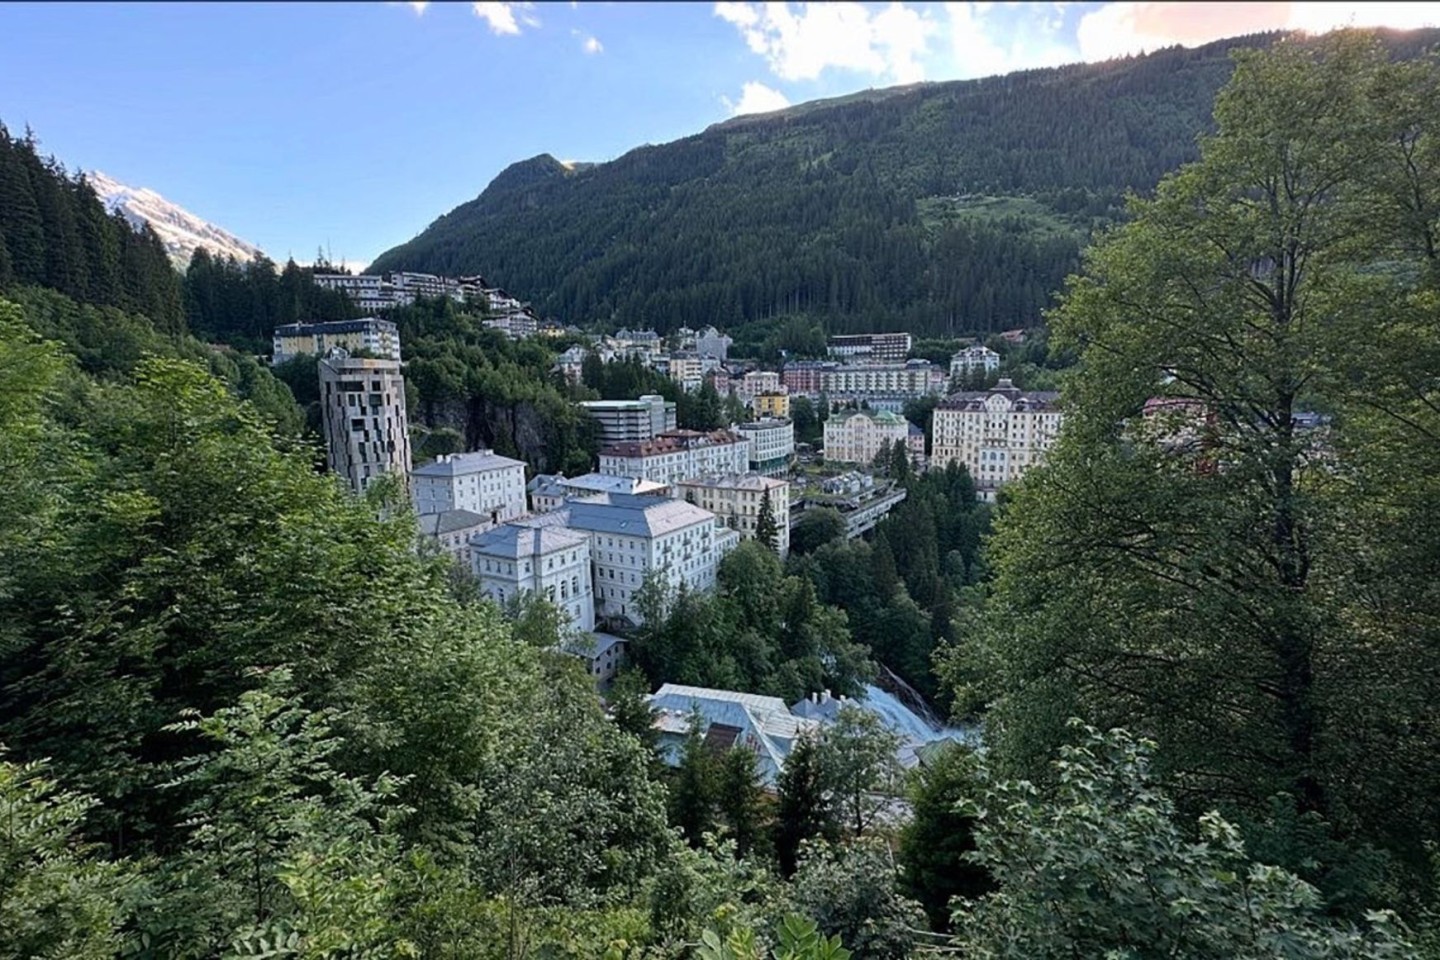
370;27;1440;338
87;170;265;269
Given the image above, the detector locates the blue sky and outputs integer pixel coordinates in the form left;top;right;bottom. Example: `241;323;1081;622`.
1;1;1434;269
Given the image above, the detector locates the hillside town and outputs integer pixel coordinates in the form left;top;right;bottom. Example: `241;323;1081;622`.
283;270;1067;776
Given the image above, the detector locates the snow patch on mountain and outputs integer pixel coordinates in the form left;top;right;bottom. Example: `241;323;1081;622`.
87;171;265;268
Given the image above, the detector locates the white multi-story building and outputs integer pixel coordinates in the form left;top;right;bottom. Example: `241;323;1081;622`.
528;473;670;513
827;332;912;362
417;509;491;568
599;430;750;486
667;353;705;392
675;474;790;558
471;524;595;631
932;378;1062;499
553;345;589;384
821;360;946;400
411;450;528;524
318;352;413;495
272;317;401;364
950;345;1001;380
696;326;733;361
562;493;740;625
484;310;539;340
823;408;914;465
736;417;795;476
737;370;782;399
578;396;677;447
311;274;401;313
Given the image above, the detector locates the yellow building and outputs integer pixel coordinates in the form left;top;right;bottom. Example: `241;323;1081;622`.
753;391;790;419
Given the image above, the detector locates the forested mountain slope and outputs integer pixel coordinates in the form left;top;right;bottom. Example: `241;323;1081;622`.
370;29;1440;338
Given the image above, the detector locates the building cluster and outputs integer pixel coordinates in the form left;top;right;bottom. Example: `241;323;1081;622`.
312;271;557;341
781;358;946;408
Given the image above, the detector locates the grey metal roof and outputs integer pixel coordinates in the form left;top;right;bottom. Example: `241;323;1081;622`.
412;450;526;478
561;473;667;496
566;493;716;538
416;509;489;537
470;523;589;558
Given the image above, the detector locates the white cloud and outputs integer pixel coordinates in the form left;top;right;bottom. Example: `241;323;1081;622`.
571;28;603;54
714;2;940;84
945;1;1076;79
724;80;793;116
472;1;521;35
1288;2;1440;32
407;1;428;13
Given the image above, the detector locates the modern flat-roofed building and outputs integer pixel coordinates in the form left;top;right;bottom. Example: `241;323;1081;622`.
599;429;750;485
932;378;1062;499
751;392;790;419
273;317;400;365
736;417;795;477
827;332;913;363
578;395;677;447
738;370;782;398
318;352;412;495
675;474;790;558
821;360;946;400
411;450;527;525
471;524;595;631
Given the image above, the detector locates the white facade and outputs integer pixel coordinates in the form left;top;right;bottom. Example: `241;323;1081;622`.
563;494;740;625
676;475;790;559
318;353;413;495
737;370;782;398
417;509;491;568
273;317;401;365
950;345;1001;380
696;326;733;361
821;361;946;400
736;417;795;476
827;332;912;363
411;450;528;524
599;430;750;486
471;524;596;632
578;395;677;447
823;409;913;465
932;379;1062;497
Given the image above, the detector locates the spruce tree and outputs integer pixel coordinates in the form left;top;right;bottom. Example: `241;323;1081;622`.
774;732;836;877
755;488;780;553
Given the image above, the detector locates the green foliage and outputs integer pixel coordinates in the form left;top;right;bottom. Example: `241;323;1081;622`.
798;464;988;702
0;125;182;332
815;706;903;839
755;489;780;554
630;543;873;703
790;508;846;556
897;743;991;931
773;734;837;879
950;725;1415;959
0;755;136;960
396;296;595;473
963;29;1440;908
786;839;925;960
699;915;851;960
